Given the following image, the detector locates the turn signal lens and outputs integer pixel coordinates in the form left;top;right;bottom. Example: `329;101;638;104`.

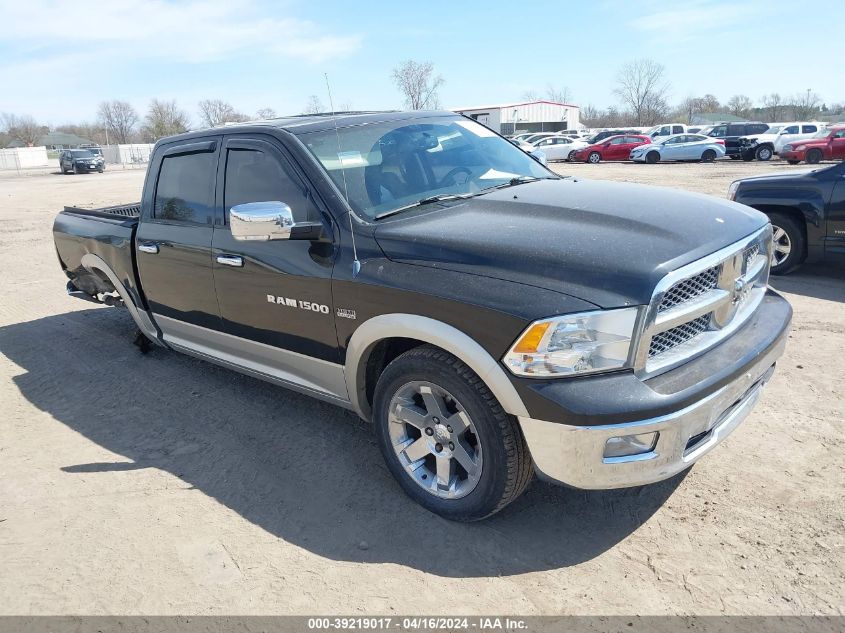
512;322;552;353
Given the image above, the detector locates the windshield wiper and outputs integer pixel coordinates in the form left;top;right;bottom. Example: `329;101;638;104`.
374;193;473;220
482;175;559;193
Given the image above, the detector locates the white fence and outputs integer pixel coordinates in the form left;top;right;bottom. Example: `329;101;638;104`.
0;146;50;170
103;144;155;165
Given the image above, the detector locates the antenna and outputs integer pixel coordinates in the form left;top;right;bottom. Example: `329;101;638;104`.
325;73;361;277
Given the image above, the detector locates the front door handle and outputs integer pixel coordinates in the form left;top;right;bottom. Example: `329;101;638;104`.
216;254;244;267
138;242;159;254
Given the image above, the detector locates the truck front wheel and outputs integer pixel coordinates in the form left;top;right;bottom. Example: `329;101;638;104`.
767;212;805;275
373;345;532;521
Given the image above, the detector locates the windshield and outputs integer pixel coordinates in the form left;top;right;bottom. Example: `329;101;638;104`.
299;116;554;220
70;150;95;157
811;128;832;139
766;126;784;135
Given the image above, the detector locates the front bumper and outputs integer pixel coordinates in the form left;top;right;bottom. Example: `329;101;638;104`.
779;150;804;162
517;290;791;489
74;162;103;171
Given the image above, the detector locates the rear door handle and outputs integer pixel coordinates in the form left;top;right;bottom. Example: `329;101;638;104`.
138;242;159;254
216;254;244;267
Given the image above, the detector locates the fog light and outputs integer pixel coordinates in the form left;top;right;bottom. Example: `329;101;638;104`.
604;432;659;458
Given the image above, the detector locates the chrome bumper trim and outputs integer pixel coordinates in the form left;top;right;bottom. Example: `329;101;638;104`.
519;335;785;489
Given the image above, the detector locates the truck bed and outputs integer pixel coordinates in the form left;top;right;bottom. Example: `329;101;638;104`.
54;202;142;305
63;202;141;220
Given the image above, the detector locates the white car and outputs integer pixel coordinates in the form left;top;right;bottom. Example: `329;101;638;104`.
531;135;590;161
509;138;548;165
629;134;726;163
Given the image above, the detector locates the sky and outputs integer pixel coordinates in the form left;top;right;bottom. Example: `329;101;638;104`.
1;0;842;126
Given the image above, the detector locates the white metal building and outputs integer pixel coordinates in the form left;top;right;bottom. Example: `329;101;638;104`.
452;100;581;135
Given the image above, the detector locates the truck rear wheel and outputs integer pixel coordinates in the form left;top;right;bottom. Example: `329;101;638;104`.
373;345;532;521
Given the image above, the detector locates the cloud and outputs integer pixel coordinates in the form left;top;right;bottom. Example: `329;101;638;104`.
0;0;361;64
629;1;758;32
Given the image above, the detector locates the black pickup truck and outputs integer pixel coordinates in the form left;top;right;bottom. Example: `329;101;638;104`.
54;111;791;521
729;161;845;274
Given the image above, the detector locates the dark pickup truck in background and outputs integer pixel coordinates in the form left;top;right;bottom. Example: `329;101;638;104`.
730;160;845;274
54;111;791;521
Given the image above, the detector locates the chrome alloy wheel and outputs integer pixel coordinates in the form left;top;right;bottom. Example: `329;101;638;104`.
387;381;482;499
771;225;792;267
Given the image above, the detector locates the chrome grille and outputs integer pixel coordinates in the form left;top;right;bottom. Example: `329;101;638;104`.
657;267;719;313
648;314;710;357
635;227;773;377
743;244;760;270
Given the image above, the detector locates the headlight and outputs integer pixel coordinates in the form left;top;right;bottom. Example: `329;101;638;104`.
728;180;740;200
795;145;806;151
782;145;793;151
503;308;639;377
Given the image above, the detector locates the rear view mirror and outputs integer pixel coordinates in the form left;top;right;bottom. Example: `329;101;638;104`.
230;201;294;241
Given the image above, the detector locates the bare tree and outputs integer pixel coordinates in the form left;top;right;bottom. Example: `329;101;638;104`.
698;94;720;113
677;96;703;124
790;90;821;120
726;95;753;118
521;89;540;101
614;58;671;126
391;60;444;110
760;93;786;122
140;99;190;141
1;113;43;146
303;95;324;114
55;122;108;146
545;85;572;104
255;107;277;119
197;99;248;128
97;100;139;144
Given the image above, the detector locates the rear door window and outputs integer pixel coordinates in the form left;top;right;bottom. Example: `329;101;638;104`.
802;125;818;133
154;151;217;224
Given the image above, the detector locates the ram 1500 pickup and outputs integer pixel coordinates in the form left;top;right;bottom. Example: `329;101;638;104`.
54;111;792;521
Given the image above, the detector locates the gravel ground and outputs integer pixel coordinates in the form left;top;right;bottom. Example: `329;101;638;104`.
0;162;842;616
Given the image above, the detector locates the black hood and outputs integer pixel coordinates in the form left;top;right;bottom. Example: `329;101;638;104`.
373;178;768;308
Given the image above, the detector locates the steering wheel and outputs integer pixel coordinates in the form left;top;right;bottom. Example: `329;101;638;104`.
438;167;472;188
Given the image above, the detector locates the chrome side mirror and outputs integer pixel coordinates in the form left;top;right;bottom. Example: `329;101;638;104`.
230;201;294;241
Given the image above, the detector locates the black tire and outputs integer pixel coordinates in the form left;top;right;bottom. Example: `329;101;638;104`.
787;160;800;165
729;154;741;160
567;150;576;161
588;151;601;164
73;164;79;175
806;149;823;165
701;149;716;162
741;153;754;162
98;167;104;173
755;145;773;161
645;151;660;164
373;345;533;521
767;211;805;275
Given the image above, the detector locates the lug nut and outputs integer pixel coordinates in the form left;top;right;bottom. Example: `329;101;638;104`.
432;417;440;423
435;443;443;452
425;428;434;436
448;442;454;450
446;425;453;433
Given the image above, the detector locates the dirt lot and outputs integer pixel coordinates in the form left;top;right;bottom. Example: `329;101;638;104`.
0;162;842;615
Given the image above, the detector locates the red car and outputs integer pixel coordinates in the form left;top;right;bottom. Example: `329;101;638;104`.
780;125;845;164
572;134;651;163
